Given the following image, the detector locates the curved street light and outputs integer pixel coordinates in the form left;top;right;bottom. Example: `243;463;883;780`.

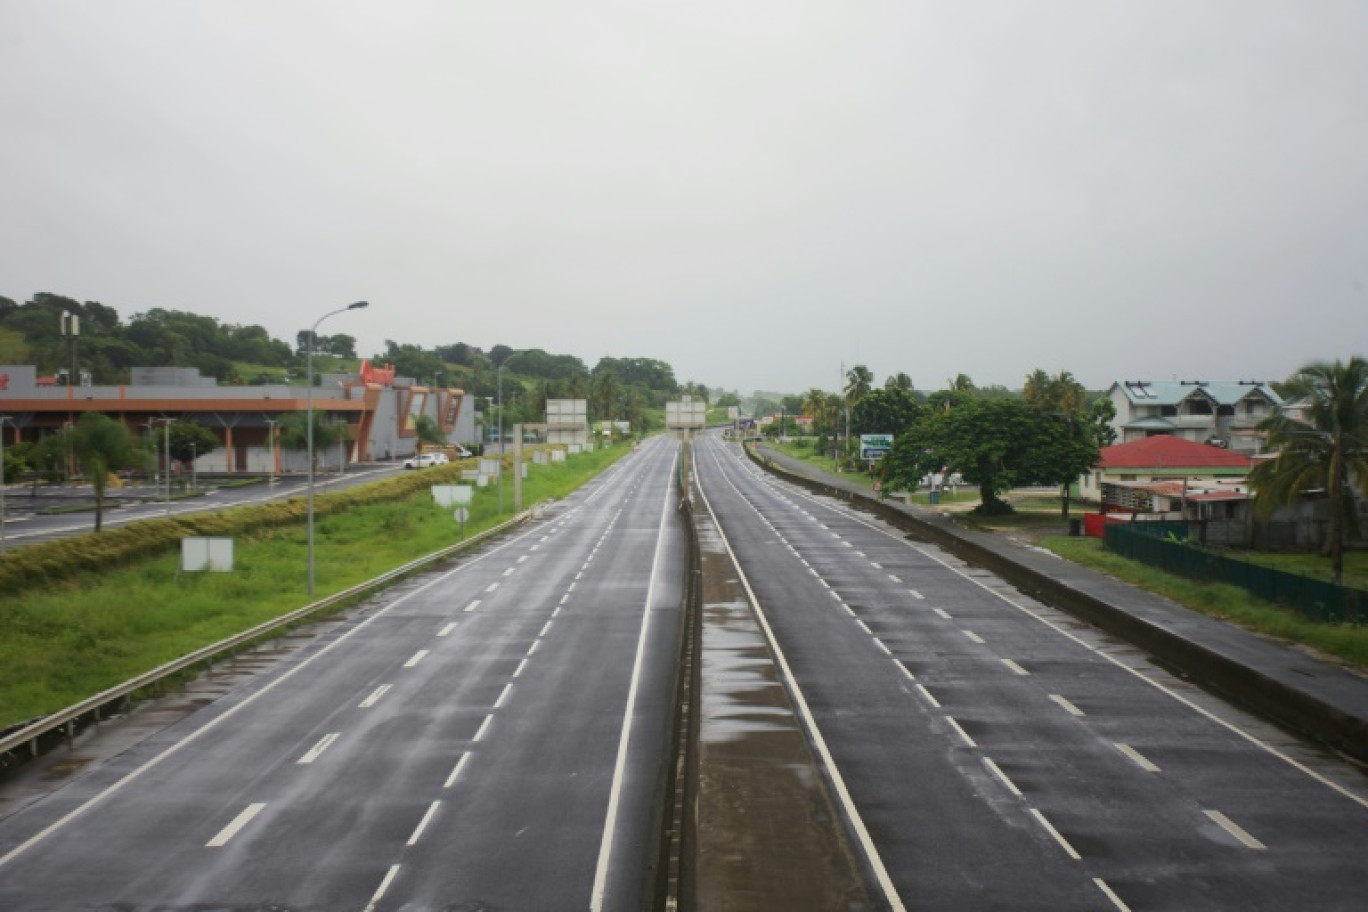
308;300;369;597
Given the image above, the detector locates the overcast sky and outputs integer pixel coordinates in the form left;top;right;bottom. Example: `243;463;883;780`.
4;2;1366;397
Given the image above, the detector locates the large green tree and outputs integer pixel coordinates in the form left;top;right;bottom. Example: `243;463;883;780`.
850;387;923;438
1022;369;1113;516
880;397;1088;515
1248;357;1368;584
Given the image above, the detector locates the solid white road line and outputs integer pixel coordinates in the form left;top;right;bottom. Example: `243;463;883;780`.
473;714;493;742
404;650;430;668
1029;808;1081;860
1001;659;1030;676
946;716;977;747
1204;809;1266;849
874;638;892;656
527;640;541;656
206;803;267;848
359;684;392;708
539;620;554;638
842;604;857;618
444;752;472;788
362;864;402;912
1115;743;1161;773
513;658;529;678
591;447;678;912
407;801;442;846
1050;694;1086;717
984;757;1023;798
297;733;340;765
856;619;873;635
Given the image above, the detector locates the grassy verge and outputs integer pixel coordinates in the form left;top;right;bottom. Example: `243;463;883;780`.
0;444;631;728
1040;535;1368;671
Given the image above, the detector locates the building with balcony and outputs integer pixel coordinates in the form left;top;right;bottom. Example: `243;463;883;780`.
1106;380;1281;454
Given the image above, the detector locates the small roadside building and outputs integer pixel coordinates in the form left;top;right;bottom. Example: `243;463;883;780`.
1081;435;1255;507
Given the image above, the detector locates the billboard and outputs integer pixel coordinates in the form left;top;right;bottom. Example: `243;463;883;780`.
860;434;894;460
666;397;707;430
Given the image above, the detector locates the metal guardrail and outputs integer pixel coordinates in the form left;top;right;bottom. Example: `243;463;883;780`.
0;507;539;763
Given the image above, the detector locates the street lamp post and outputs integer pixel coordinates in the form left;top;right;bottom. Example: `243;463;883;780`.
264;418;278;486
0;416;13;553
496;351;528;516
307;301;369;597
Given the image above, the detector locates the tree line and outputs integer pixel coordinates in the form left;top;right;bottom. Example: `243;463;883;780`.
0;291;711;433
768;367;1116;517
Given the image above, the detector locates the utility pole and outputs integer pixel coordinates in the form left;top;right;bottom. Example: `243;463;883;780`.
0;416;12;553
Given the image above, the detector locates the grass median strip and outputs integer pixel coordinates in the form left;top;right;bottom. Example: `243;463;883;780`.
0;445;630;729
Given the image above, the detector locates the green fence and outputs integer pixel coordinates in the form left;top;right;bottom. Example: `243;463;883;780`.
1103;523;1368;625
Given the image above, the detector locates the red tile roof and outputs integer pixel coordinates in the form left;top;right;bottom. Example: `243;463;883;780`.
1097;436;1254;470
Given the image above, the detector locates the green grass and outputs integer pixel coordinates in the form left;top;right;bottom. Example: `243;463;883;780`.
1222;550;1368;592
0;444;631;728
1040;535;1368;671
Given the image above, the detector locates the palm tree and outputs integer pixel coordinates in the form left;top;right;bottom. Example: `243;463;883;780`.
1248;357;1368;585
413;415;447;457
845;364;873;406
801;388;833;436
68;413;136;532
884;372;914;391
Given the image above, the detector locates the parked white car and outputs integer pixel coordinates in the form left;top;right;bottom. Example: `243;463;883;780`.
403;452;449;469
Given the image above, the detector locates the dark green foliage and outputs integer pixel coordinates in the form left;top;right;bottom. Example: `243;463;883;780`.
850;388;924;437
880;397;1093;514
1248;357;1368;585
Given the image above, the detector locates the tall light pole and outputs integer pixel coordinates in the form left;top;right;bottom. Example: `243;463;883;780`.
0;416;13;554
496;351;528;516
307;301;369;597
60;310;79;390
264;418;278;486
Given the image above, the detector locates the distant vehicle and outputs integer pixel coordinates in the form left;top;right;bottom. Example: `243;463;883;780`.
403;452;449;469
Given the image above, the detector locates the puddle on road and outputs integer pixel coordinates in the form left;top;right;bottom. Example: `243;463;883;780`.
693;508;875;911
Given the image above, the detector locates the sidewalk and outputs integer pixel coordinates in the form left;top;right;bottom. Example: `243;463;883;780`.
753;443;1368;765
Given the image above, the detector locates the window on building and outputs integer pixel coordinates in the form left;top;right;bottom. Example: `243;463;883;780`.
1160;405;1177;417
1188;399;1212;415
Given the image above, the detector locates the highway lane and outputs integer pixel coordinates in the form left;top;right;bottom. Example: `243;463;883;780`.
0;463;405;549
0;437;686;911
693;433;1368;911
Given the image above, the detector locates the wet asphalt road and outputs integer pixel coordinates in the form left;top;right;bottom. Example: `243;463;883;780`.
0;464;405;549
692;433;1368;912
0;438;687;911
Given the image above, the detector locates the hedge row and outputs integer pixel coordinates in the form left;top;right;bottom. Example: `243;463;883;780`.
0;461;485;596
